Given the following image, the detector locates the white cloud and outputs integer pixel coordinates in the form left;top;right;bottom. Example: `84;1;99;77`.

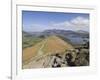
23;16;89;32
23;24;45;32
71;16;89;27
51;16;89;31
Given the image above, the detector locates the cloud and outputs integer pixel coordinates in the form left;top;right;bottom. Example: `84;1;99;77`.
51;16;89;31
23;16;89;32
23;24;53;32
23;24;44;32
71;16;89;27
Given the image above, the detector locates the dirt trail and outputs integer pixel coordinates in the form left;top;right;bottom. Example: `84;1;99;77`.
38;39;47;55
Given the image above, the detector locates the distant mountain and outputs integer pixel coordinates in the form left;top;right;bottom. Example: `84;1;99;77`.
76;30;89;33
23;29;89;45
22;31;33;37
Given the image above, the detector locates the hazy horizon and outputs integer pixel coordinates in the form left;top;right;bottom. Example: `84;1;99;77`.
23;29;89;33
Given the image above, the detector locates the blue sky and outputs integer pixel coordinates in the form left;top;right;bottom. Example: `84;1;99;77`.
22;11;89;32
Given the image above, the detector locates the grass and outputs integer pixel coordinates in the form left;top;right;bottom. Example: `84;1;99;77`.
22;36;43;49
22;42;43;65
42;36;74;54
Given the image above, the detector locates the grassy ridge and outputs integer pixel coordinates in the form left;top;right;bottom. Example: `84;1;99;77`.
22;35;74;65
22;36;43;49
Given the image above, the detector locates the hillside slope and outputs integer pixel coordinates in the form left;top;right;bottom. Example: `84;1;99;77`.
22;35;74;68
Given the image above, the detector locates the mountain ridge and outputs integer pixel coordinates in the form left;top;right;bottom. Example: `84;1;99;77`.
23;35;74;65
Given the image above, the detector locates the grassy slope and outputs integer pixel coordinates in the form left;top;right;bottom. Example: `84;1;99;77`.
22;36;43;49
42;36;74;54
22;35;74;65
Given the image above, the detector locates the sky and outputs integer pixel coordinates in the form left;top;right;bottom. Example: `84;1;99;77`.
22;11;89;32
